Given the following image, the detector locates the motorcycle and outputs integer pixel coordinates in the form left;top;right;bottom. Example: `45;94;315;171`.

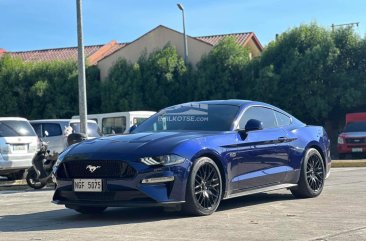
26;140;55;189
26;132;87;189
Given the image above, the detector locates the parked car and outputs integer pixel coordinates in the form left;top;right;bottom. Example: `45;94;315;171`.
337;112;366;159
0;117;38;180
52;100;331;216
30;119;101;155
72;111;156;135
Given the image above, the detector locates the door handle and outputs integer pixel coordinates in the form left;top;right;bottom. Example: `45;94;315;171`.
277;137;287;143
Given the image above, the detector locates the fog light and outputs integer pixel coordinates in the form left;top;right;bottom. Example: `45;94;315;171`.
141;176;174;184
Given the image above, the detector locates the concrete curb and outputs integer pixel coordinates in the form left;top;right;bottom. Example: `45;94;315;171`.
331;160;366;168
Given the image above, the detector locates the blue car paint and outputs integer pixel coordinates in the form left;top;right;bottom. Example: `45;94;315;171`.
52;100;331;207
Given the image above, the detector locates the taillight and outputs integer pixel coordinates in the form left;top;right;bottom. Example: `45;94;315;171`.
337;136;344;144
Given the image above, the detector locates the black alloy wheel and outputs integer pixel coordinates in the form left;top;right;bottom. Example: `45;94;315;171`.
306;154;324;192
183;157;222;216
291;148;325;198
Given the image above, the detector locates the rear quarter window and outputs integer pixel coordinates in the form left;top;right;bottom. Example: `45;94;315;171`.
0;120;36;137
275;111;292;127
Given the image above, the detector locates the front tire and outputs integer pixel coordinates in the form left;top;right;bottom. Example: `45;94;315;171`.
183;157;223;216
291;148;325;198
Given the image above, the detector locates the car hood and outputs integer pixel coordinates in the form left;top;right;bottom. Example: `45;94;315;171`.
340;132;366;138
64;131;217;161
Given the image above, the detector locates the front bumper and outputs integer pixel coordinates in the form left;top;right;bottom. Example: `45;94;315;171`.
337;144;366;154
52;160;191;207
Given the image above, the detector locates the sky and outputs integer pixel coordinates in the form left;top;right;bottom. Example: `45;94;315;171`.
1;0;366;52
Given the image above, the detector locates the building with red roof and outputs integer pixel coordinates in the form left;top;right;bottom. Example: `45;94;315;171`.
0;25;263;80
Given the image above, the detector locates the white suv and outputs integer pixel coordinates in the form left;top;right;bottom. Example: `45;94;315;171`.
0;117;38;180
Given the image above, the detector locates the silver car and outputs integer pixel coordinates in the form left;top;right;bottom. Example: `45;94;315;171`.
30;119;101;155
0;117;38;180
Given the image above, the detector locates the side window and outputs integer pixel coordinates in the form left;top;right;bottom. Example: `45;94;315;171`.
133;117;147;125
42;123;62;137
275;111;291;127
102;117;126;134
239;107;277;129
31;123;42;138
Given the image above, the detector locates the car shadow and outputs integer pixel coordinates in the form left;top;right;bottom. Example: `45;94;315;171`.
218;192;295;211
0;192;295;233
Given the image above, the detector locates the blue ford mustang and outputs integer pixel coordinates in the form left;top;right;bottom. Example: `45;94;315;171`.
52;100;331;215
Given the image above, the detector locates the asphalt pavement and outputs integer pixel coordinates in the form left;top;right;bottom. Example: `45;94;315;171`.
0;168;365;241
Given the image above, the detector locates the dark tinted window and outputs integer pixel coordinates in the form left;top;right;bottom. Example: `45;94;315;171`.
275;111;291;127
344;122;366;132
43;123;62;137
133;104;240;132
239;107;277;129
0;120;36;137
31;123;42;138
102;117;126;134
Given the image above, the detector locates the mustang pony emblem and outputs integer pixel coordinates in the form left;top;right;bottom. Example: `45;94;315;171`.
86;165;101;173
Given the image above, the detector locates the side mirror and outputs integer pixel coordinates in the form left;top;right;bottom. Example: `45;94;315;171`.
44;130;49;137
129;124;138;133
244;119;263;132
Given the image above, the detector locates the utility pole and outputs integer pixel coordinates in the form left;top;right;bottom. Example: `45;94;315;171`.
177;3;188;63
331;22;359;31
76;0;88;137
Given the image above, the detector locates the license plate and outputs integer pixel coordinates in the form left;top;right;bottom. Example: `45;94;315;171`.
12;144;27;152
74;179;102;192
352;148;363;152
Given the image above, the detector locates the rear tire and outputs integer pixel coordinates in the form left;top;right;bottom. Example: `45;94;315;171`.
291;148;325;198
6;170;25;180
26;168;46;189
182;157;222;216
68;206;107;214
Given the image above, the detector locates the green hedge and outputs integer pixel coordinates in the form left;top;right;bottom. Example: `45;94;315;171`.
1;23;365;130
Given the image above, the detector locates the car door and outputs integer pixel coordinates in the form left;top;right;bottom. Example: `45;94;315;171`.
41;123;64;154
230;106;290;191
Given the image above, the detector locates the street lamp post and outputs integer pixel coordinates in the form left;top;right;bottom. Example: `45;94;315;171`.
177;3;188;63
76;0;88;137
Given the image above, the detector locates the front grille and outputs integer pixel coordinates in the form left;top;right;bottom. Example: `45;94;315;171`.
75;192;115;201
345;137;366;144
57;160;136;179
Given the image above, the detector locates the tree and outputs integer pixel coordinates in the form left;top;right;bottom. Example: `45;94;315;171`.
194;37;251;100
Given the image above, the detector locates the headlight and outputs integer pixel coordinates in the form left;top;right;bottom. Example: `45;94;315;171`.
337;136;344;144
140;154;185;166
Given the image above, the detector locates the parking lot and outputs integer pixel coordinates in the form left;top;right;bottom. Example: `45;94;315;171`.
0;167;365;241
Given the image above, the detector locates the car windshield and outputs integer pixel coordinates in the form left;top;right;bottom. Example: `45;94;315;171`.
344;122;366;132
132;104;240;133
70;122;102;137
0;120;36;137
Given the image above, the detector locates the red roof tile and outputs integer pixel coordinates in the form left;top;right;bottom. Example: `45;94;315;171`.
0;26;263;64
0;41;127;65
196;33;251;46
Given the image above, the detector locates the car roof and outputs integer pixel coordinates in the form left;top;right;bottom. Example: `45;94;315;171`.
0;117;29;121
30;119;70;123
188;99;252;106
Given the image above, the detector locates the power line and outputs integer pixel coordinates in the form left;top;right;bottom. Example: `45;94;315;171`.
331;22;359;31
